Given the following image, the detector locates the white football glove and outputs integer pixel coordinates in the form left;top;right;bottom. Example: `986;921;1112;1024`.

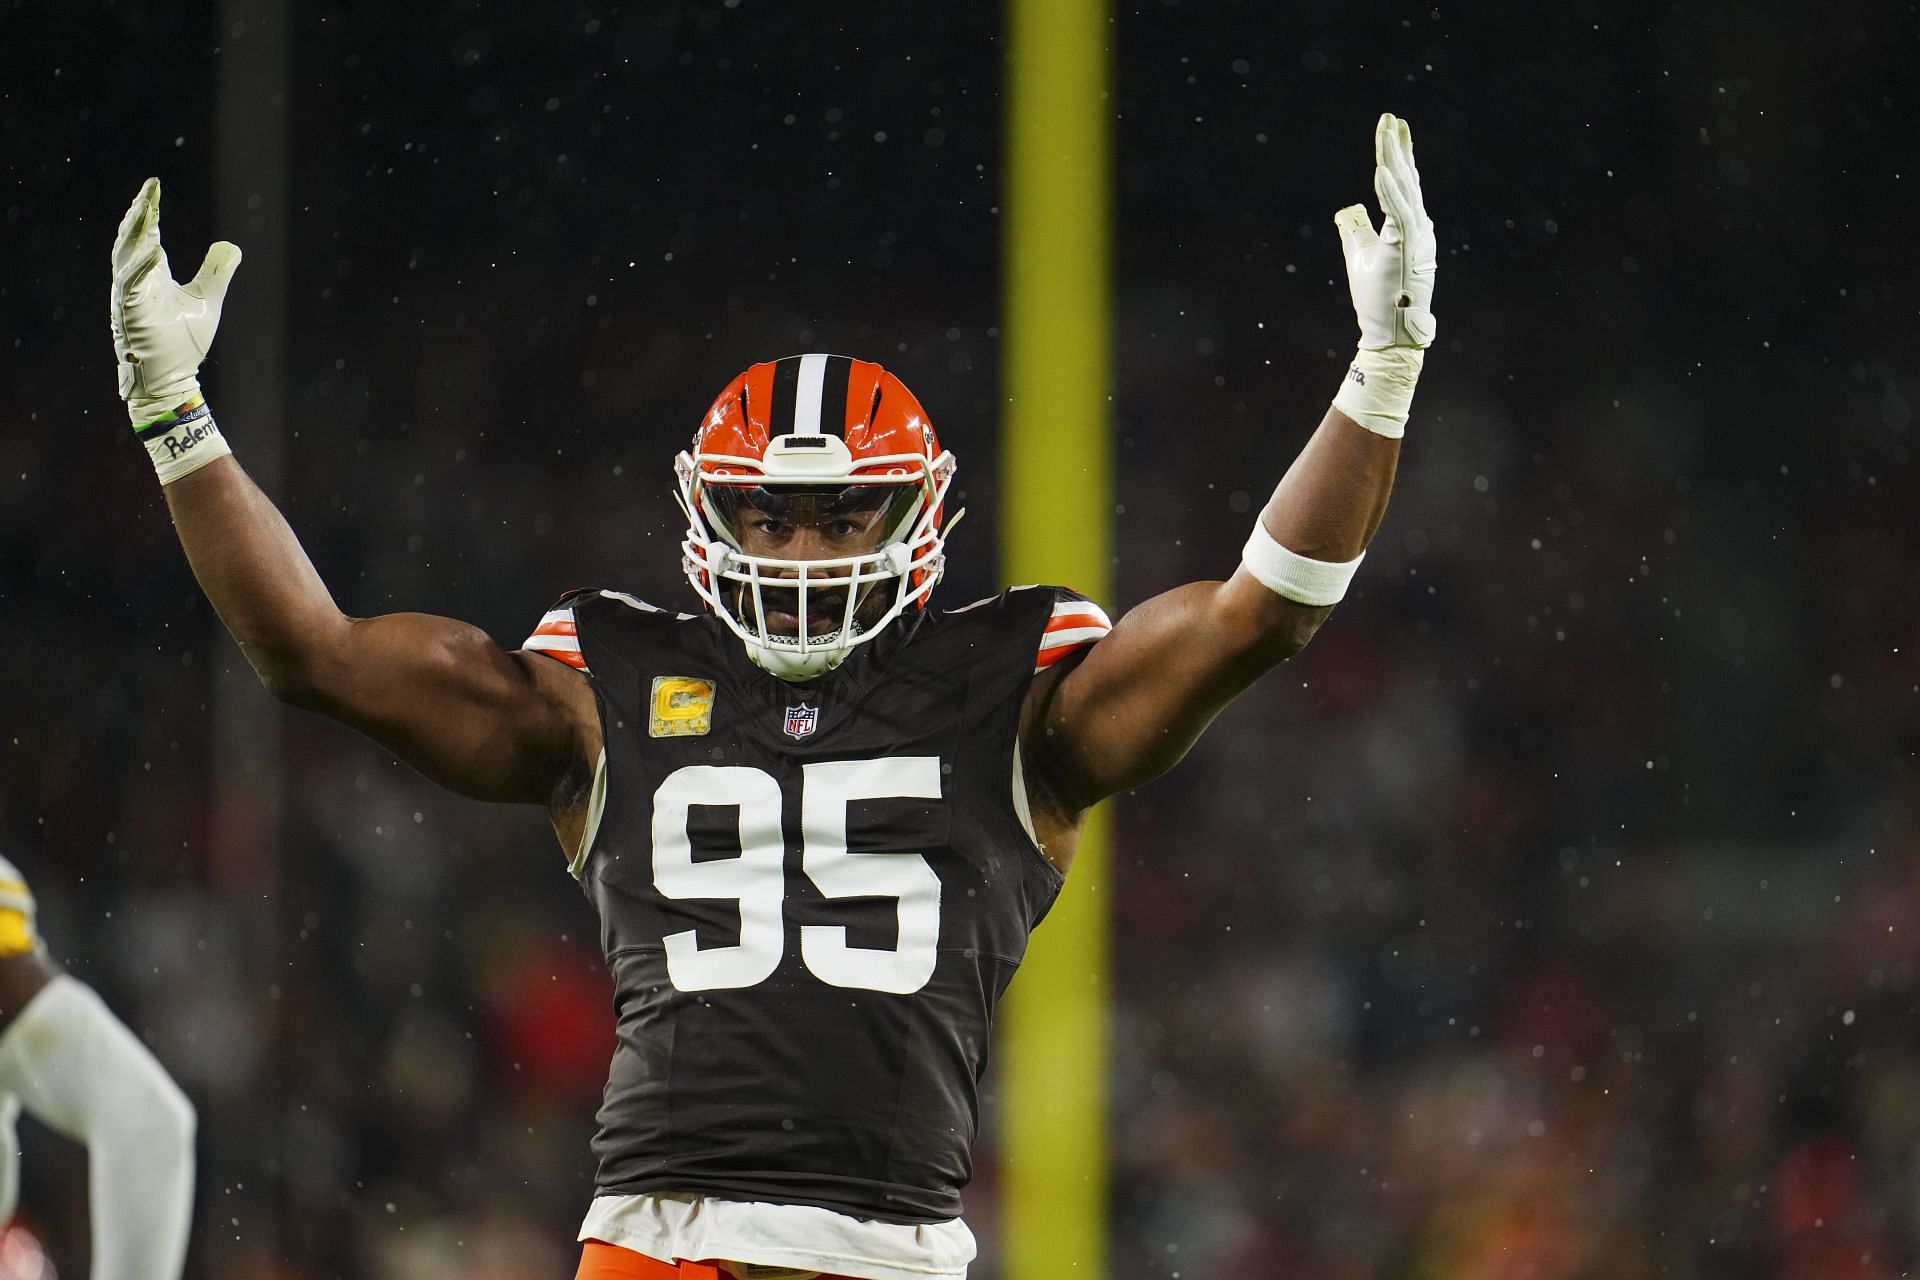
1335;113;1437;350
1330;114;1437;439
108;177;242;426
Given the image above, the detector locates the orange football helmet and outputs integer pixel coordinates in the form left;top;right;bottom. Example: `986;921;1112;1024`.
675;354;960;680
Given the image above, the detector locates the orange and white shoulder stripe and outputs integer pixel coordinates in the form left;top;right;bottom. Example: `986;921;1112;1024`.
523;607;590;673
1034;597;1112;673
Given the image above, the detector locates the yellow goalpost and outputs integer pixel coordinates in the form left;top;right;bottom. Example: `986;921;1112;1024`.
998;0;1112;1273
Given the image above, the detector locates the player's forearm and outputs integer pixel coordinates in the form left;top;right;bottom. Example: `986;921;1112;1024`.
1260;405;1400;562
109;181;347;698
164;453;352;699
1228;112;1435;636
1214;406;1400;656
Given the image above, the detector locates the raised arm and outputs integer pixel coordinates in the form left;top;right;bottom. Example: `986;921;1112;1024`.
109;179;597;817
1025;114;1438;829
163;456;597;807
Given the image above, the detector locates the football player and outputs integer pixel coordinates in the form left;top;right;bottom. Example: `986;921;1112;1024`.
109;114;1435;1279
0;854;196;1280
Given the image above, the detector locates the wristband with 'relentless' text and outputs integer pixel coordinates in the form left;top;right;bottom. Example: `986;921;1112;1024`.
1240;519;1365;607
134;396;231;485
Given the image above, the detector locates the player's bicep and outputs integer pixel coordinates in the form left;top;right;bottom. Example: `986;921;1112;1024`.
1035;577;1325;809
298;611;595;805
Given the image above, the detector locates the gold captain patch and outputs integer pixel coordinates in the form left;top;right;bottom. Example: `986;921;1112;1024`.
649;676;715;737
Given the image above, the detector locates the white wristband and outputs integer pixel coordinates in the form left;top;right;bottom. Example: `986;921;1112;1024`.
135;398;232;485
1241;520;1365;606
1330;345;1425;439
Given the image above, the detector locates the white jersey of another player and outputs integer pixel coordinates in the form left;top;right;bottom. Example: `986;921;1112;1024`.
0;854;195;1280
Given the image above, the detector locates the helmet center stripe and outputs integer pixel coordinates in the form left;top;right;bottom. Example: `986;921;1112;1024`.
792;353;829;435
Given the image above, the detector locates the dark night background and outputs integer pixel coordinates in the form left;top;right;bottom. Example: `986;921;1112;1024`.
2;1;1917;1276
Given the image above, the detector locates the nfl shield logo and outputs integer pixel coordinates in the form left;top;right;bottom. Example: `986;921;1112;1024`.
783;704;819;740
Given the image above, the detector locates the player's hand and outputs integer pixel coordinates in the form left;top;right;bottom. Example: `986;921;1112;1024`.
1333;113;1437;351
108;178;242;426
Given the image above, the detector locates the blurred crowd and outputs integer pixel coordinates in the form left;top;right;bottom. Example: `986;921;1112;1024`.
5;1;1918;1277
1104;362;1920;1280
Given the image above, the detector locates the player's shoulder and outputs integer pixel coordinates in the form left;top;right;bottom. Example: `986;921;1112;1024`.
930;585;1114;674
523;589;697;674
938;583;1105;618
941;584;1111;621
557;588;694;625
